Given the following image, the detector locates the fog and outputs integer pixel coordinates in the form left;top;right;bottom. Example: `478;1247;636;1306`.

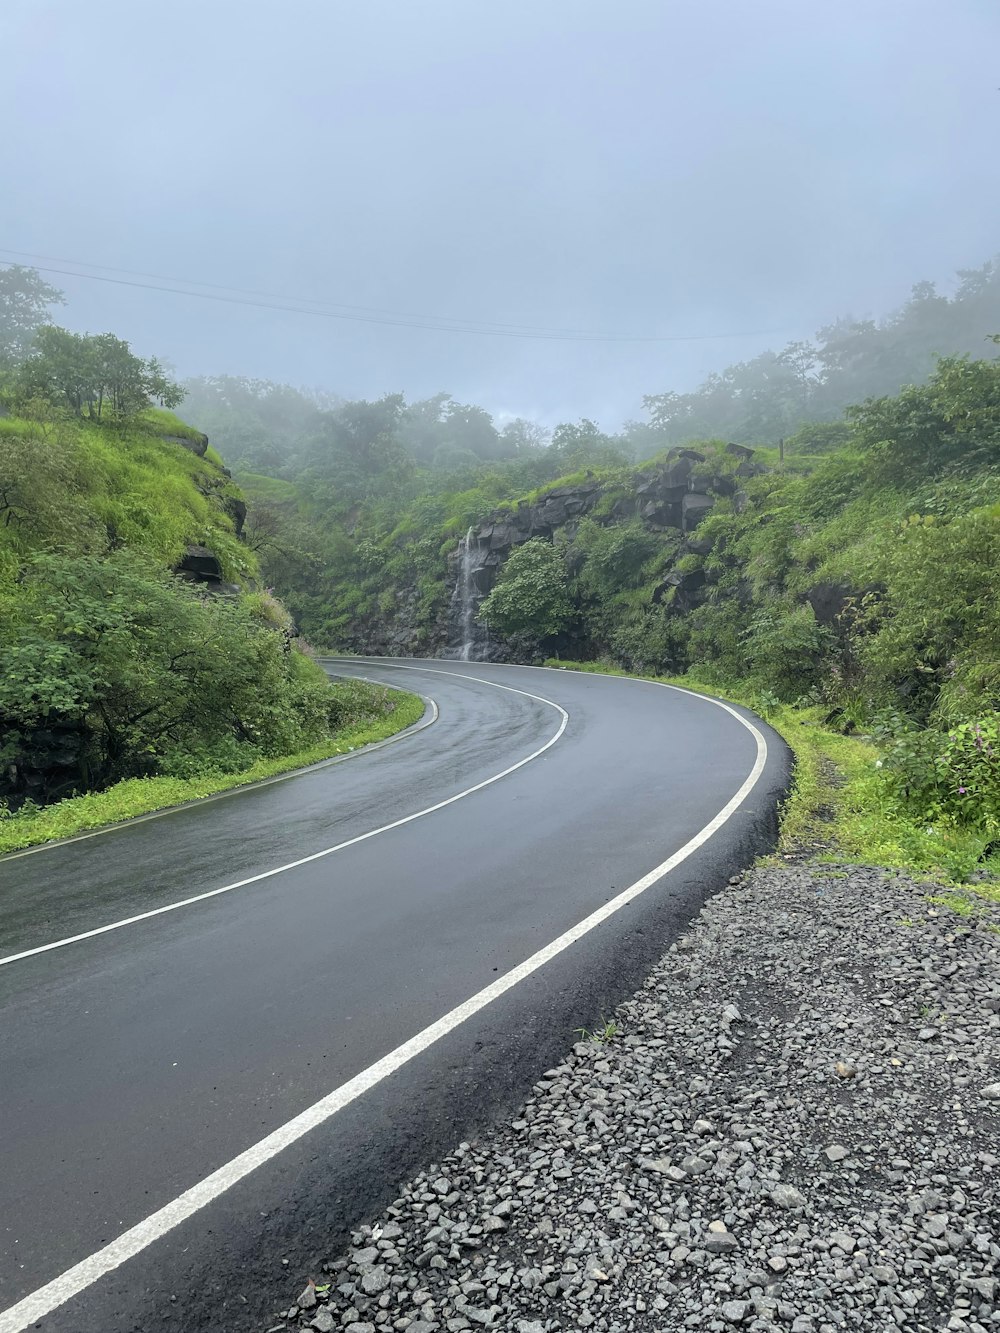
2;0;997;425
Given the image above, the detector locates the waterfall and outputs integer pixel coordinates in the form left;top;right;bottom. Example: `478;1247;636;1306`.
448;527;488;660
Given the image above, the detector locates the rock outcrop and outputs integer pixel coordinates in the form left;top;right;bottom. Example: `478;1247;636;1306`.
160;432;209;458
174;544;240;594
339;444;765;660
1;721;91;809
452;447;762;627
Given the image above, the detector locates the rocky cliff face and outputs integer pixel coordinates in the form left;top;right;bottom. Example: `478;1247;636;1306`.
340;445;764;660
464;445;759;589
475;446;762;657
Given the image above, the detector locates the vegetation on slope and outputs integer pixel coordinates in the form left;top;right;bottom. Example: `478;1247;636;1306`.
0;680;424;855
0;270;420;832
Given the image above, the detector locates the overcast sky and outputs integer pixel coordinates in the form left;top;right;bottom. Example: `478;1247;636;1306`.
2;0;998;427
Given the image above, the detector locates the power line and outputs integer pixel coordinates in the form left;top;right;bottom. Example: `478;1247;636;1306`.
0;247;790;345
1;247;619;337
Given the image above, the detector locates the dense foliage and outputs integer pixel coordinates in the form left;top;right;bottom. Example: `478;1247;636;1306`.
14;326;184;422
0;273;364;812
1;553;335;791
0;396;349;806
479;539;574;639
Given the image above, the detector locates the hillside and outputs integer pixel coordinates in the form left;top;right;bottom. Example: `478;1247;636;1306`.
225;346;1000;883
0;396;416;841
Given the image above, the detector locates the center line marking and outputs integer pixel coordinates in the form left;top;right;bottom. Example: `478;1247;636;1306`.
0;670;568;968
0;670;768;1333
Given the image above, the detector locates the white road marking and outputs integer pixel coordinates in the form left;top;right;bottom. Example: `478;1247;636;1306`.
0;668;769;1333
0;679;437;862
0;675;566;968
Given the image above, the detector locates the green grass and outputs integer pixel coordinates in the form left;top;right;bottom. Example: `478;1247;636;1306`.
141;406;207;443
543;659;998;886
0;686;425;855
236;471;300;504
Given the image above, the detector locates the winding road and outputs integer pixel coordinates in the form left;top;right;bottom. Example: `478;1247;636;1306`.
0;659;789;1333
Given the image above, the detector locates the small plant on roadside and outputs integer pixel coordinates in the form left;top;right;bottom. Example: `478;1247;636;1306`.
575;1017;619;1044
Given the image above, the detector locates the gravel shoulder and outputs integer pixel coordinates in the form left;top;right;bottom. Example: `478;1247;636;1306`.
261;862;1000;1333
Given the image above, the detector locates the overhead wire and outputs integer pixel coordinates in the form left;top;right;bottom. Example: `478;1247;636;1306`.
0;246;789;345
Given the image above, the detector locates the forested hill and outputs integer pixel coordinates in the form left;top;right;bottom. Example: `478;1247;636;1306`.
180;256;1000;482
643;260;1000;444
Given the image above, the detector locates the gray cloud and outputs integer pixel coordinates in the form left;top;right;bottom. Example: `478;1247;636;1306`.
2;0;997;426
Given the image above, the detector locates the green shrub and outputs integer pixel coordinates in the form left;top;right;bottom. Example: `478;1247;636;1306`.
740;603;838;701
0;551;335;801
877;717;1000;835
479;538;574;639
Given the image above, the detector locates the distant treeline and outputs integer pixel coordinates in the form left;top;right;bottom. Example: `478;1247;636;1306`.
180;256;1000;494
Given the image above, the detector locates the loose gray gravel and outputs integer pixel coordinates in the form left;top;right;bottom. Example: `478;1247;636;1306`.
260;862;1000;1333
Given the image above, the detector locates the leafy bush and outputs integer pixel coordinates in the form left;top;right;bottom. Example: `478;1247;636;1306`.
855;504;1000;721
0;552;336;802
740;604;838;701
877;717;1000;836
479;538;574;639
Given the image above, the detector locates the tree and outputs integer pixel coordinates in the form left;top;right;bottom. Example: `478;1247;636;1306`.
500;418;549;454
440;402;503;460
549;419;628;470
478;538;574;639
15;327;184;422
849;354;1000;479
16;326;98;414
0;266;64;368
306;393;413;500
180;376;335;474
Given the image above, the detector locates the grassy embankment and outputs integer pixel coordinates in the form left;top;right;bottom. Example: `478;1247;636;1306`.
546;660;1000;909
0;680;425;855
0;397;426;853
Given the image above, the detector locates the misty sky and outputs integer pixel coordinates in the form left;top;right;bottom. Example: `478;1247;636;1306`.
2;0;998;428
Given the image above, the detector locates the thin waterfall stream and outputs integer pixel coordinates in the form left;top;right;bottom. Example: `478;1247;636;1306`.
448;527;489;660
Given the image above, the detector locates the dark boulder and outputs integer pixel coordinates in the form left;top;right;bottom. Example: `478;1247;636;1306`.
681;492;714;532
806;582;854;628
225;495;247;538
806;581;884;637
176;544;224;585
640;497;682;530
653;566;708;612
484;520;524;551
160;433;209;458
0;721;90;808
679;533;714;558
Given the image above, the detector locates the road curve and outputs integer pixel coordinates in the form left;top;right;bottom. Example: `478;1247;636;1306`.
0;659;789;1333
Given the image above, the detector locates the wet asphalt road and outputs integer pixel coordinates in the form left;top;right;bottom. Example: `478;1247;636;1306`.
0;659;789;1333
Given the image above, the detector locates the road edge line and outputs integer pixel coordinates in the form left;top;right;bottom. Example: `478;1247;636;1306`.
0;677;765;1333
